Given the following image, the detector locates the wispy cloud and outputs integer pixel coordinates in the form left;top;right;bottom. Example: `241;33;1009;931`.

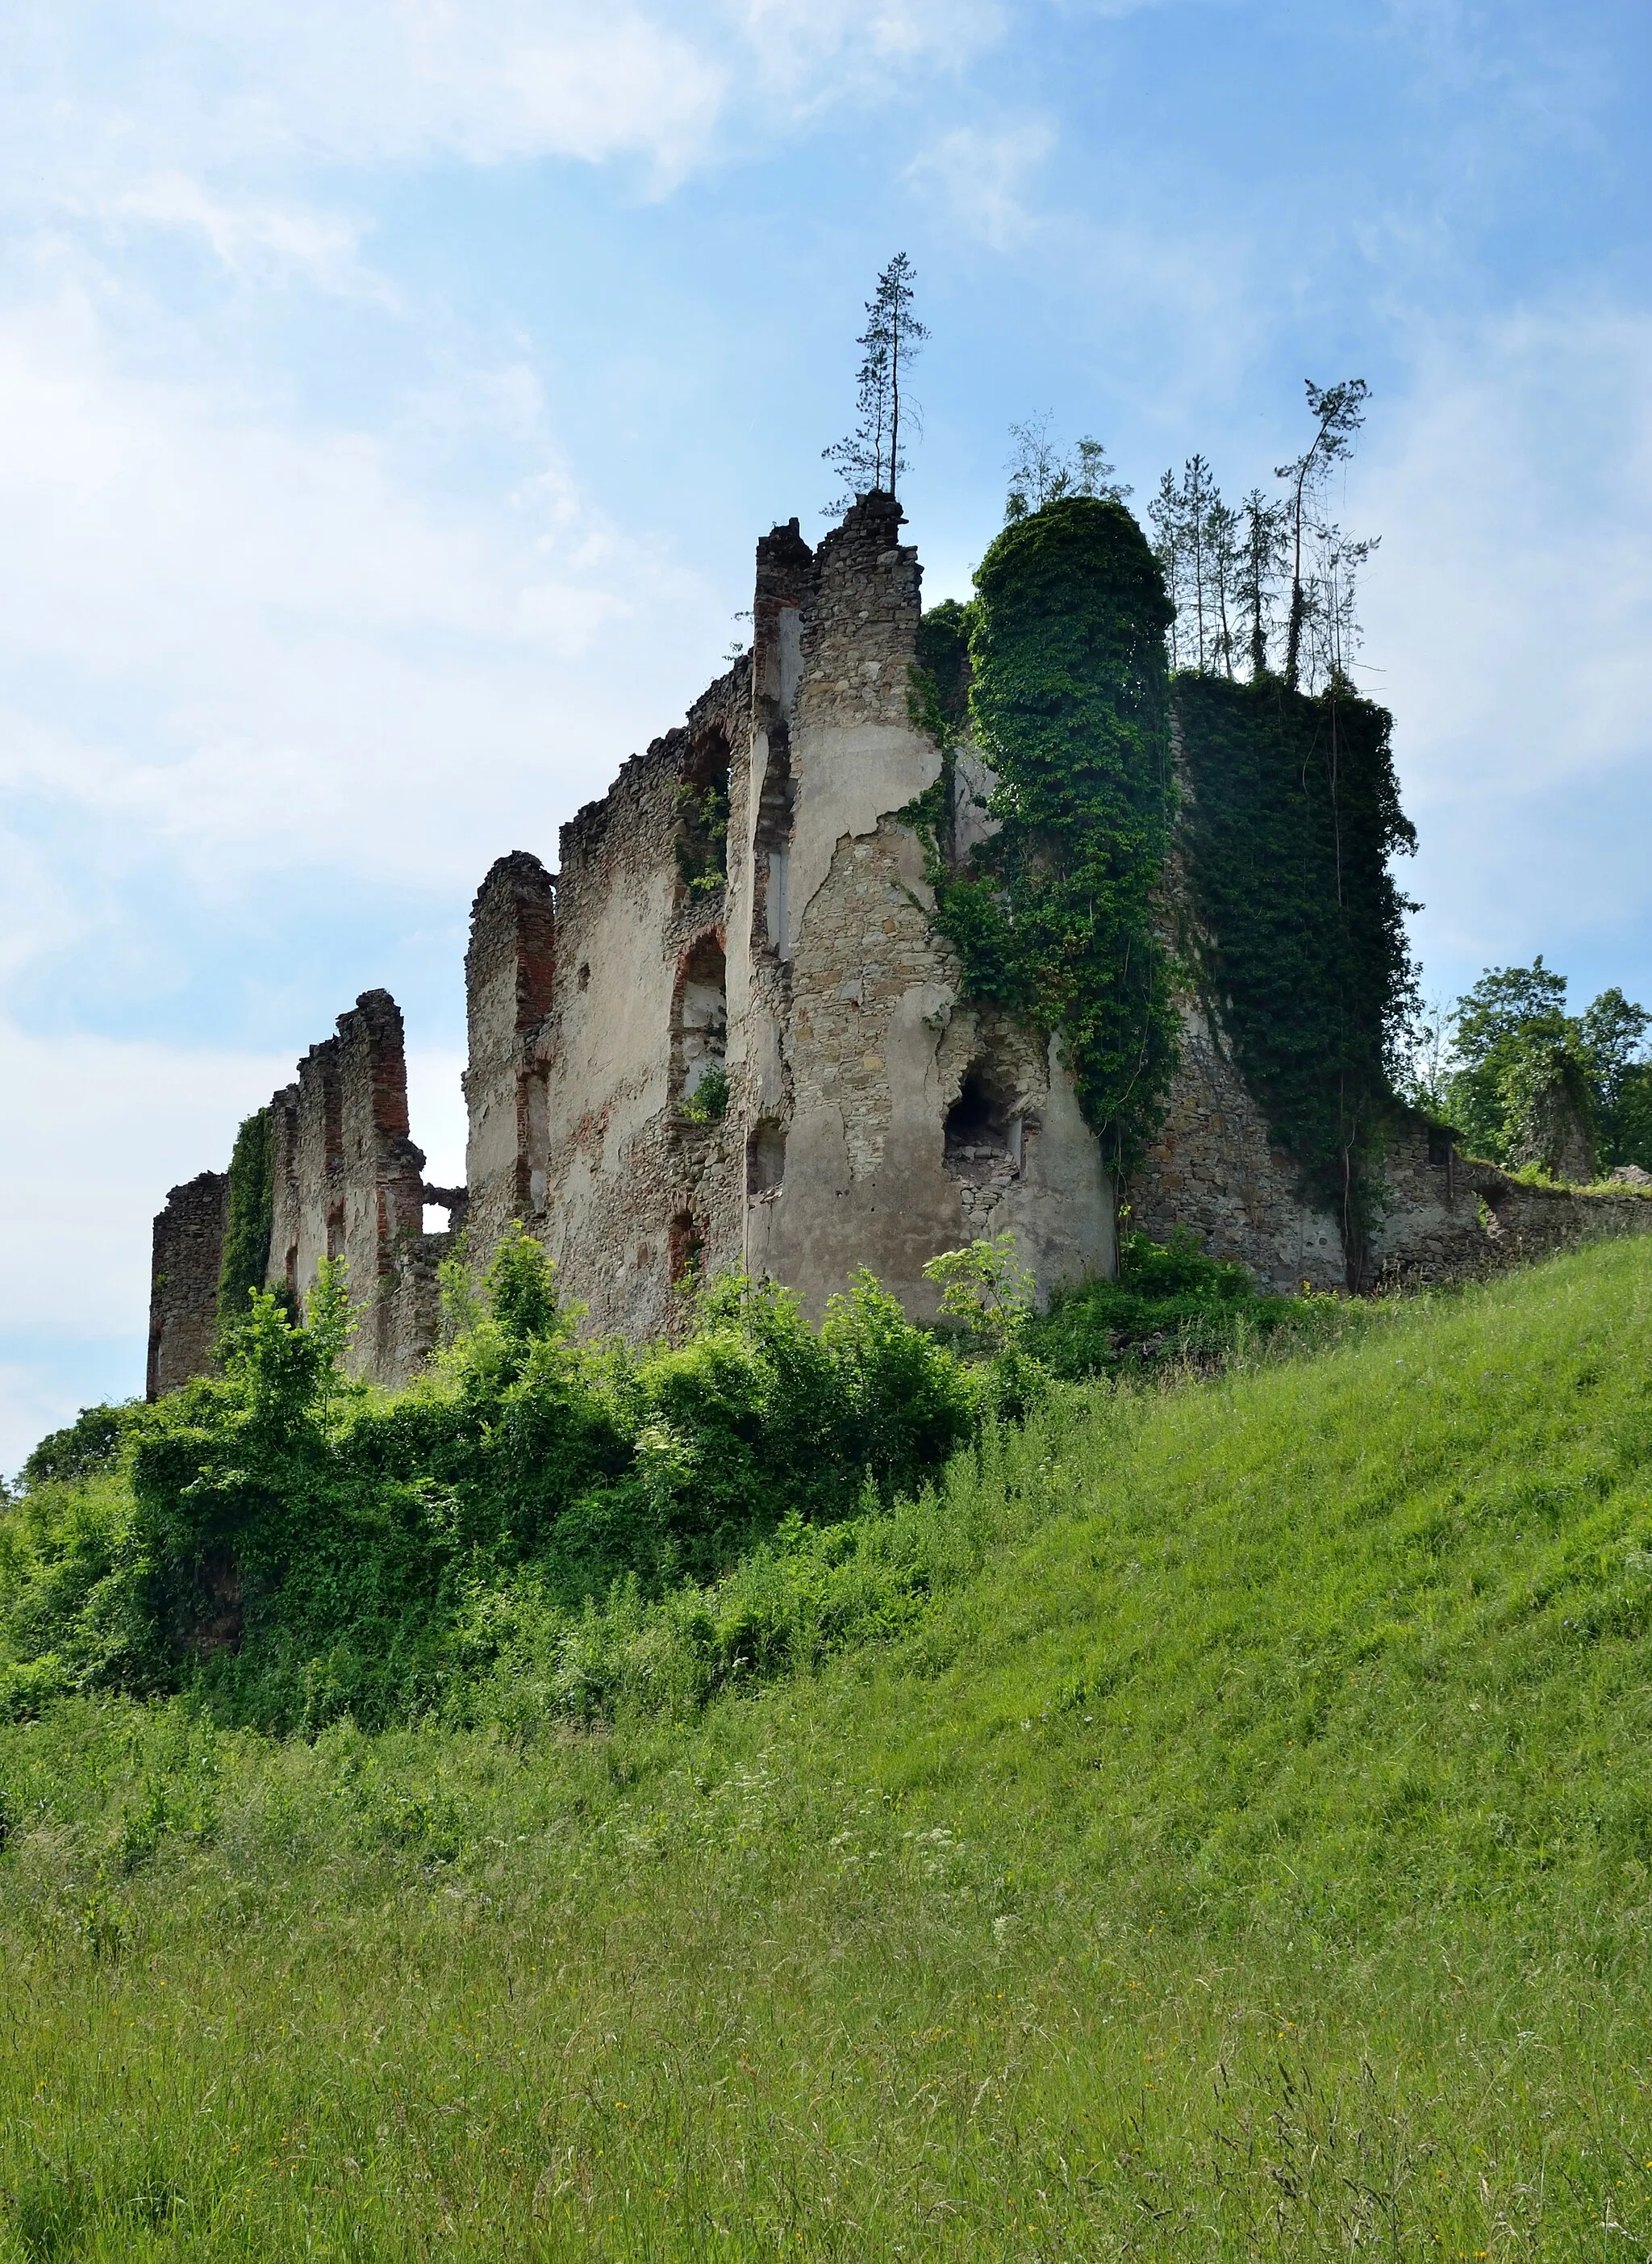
94;175;392;301
904;119;1057;252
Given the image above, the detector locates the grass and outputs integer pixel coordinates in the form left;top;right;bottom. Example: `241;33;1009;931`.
3;1238;1652;2257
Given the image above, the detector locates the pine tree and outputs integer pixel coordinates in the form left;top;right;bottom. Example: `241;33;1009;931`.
823;254;928;512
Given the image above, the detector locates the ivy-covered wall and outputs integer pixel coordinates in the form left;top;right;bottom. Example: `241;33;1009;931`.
911;497;1179;1175
216;1106;276;1343
1170;675;1417;1245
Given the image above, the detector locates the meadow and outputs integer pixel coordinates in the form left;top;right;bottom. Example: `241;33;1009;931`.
4;1236;1652;2258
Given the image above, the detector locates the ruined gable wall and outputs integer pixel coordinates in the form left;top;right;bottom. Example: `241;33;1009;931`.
266;1084;302;1304
147;1171;230;1398
747;494;1116;1316
336;989;428;1381
290;1038;344;1293
463;850;556;1272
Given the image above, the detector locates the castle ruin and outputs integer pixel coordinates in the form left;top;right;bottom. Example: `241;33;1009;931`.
148;494;1652;1395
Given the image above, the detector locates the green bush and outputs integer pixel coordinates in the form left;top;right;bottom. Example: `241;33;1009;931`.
1026;1224;1309;1379
2;1236;991;1733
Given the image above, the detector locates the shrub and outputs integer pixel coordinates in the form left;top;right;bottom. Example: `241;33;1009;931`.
1026;1225;1307;1380
2;1238;990;1732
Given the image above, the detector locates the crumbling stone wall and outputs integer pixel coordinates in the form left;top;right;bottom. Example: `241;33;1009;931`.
147;1171;229;1398
1128;997;1346;1292
336;989;429;1378
1370;1122;1652;1283
743;495;1115;1316
463;851;556;1272
536;662;751;1339
161;490;1645;1406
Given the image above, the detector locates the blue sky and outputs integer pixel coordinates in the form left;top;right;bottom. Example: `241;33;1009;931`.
2;0;1650;1468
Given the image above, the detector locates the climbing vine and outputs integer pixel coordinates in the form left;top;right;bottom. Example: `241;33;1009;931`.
216;1106;276;1346
907;497;1179;1174
675;778;729;896
1172;674;1418;1247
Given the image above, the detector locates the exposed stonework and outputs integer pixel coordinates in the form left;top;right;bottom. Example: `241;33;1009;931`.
1370;1121;1652;1283
1127;998;1345;1292
148;489;1652;1402
251;988;449;1387
463;851;557;1272
147;1171;229;1398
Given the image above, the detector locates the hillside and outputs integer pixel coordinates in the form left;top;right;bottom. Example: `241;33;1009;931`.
4;1238;1652;2258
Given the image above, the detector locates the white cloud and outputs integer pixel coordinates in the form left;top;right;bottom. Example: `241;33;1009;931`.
0;279;726;972
0;1021;286;1340
1355;298;1652;977
98;175;391;300
738;0;1004;106
904;119;1056;253
2;0;1006;222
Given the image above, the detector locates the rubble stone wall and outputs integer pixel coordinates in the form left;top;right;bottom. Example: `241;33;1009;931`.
156;491;1652;1409
536;663;751;1340
1372;1122;1652;1282
147;1171;229;1398
336;989;429;1381
463;850;557;1272
1128;997;1346;1292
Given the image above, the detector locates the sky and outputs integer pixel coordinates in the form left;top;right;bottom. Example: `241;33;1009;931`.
2;0;1650;1470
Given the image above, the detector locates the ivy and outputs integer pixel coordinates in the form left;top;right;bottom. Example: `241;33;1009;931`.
217;1107;276;1347
1171;674;1417;1251
907;498;1179;1174
675;779;729;896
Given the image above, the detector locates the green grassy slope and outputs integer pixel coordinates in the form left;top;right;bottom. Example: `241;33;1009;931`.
4;1239;1652;2259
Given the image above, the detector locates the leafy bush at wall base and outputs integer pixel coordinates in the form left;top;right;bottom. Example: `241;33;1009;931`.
909;498;1180;1176
1172;674;1417;1255
1025;1225;1312;1379
0;1240;995;1735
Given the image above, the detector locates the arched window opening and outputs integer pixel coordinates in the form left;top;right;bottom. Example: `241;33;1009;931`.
747;1117;786;1197
676;727;731;901
944;1059;1023;1224
674;934;728;1119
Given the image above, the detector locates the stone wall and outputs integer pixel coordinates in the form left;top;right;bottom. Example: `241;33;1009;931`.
1127;997;1346;1292
155;490;1652;1409
743;493;1116;1318
147;1171;229;1398
463;850;557;1272
535;662;751;1340
1371;1121;1652;1283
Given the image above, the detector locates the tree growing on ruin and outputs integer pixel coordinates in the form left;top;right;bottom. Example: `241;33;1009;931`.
823;253;928;510
1237;488;1288;677
1003;415;1129;521
1277;378;1370;690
